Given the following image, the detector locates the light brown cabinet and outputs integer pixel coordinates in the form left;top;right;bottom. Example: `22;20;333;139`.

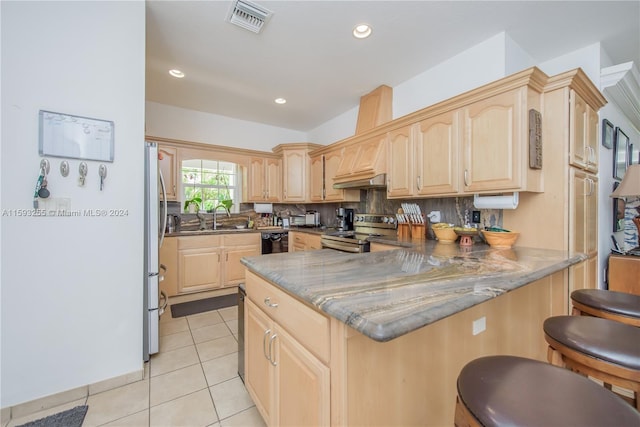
281;148;309;202
387;111;460;198
569;90;599;173
247;157;281;202
309;148;360;203
159;145;178;201
159;236;178;297
245;271;330;426
173;233;260;295
289;231;322;252
503;68;606;304
608;254;640;295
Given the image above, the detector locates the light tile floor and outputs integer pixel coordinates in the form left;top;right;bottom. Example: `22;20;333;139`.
6;303;265;427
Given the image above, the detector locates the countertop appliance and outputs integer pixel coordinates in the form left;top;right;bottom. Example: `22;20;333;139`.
262;230;289;254
321;213;397;253
305;210;320;226
336;207;354;231
144;142;168;361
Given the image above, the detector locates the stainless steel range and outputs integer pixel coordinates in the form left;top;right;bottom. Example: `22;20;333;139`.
321;214;397;253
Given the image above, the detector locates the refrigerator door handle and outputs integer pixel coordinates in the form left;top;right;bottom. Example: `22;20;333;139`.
159;263;166;282
159;168;167;248
159;291;168;316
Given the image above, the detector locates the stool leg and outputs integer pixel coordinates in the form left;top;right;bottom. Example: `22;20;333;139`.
571;306;581;316
547;346;564;367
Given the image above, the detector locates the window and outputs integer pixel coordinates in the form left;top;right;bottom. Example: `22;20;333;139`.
182;159;240;213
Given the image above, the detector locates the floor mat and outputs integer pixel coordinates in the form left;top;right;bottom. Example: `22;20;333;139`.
17;405;88;427
170;293;237;318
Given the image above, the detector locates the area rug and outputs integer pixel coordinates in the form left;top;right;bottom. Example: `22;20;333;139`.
17;405;88;427
170;293;237;318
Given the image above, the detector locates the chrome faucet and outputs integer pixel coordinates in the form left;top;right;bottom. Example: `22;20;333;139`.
212;205;230;230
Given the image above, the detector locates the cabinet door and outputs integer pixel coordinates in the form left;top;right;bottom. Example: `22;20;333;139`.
306;234;322;250
178;248;221;293
159;237;178;297
309;155;324;202
570;169;598;257
274;326;330;427
462;89;523;192
265;158;282;202
282;149;307;202
387;126;414;198
289;232;306;252
415;111;460;195
159;146;178;200
224;245;259;286
246;300;274;425
248;157;267;202
569;91;599;172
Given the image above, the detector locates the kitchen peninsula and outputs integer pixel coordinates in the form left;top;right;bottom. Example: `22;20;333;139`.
241;243;583;426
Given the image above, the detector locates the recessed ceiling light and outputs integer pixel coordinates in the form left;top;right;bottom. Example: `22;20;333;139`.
274;98;287;104
353;24;372;39
169;69;185;78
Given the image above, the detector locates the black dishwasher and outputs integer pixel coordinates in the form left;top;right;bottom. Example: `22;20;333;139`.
237;283;246;383
261;231;289;254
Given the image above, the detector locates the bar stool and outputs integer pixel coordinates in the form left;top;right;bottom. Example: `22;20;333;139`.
543;315;640;409
455;355;640;427
571;289;640;327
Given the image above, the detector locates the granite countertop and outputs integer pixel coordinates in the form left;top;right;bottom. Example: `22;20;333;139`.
241;242;586;342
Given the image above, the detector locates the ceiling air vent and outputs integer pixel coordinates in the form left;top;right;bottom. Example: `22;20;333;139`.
226;0;273;34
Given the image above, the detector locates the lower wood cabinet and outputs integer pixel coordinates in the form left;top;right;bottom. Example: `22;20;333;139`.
289;231;322;252
608;254;640;295
161;233;260;296
370;242;400;252
245;271;330;426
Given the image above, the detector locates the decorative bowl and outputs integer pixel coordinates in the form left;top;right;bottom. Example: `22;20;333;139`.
481;230;520;248
432;225;458;243
235;225;247;229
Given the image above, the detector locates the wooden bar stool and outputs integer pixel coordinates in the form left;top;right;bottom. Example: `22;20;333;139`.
571;289;640;327
543;315;640;410
455;355;640;427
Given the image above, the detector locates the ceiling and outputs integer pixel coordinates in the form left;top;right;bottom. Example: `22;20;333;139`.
146;1;640;132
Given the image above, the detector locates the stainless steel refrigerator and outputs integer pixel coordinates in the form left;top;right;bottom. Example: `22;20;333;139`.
144;141;168;361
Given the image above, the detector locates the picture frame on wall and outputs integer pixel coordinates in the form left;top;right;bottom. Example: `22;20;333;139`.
602;119;614;149
613;127;629;180
629;142;640;165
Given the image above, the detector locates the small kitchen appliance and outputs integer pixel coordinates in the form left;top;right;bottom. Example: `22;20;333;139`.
336;207;355;231
305;210;320;227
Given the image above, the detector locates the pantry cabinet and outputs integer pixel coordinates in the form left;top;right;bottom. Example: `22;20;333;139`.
245;271;330;426
175;233;260;295
159;145;178;201
569;169;598;292
569;90;599;173
247;157;281;202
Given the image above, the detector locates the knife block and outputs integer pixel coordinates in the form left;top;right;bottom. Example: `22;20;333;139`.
411;224;426;241
397;223;411;240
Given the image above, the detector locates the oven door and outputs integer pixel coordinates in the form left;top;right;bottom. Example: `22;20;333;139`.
321;235;370;253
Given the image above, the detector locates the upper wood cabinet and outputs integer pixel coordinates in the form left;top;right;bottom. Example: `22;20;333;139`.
387;111;460;198
281;148;308;202
462;88;528;193
310;148;360;202
247;156;281;202
569;90;599;172
159;145;178;201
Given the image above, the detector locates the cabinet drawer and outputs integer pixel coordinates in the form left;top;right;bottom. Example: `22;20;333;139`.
223;233;260;246
246;270;330;364
177;235;221;249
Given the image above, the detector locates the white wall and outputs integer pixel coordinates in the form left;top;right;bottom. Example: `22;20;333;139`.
145;102;307;151
1;1;145;407
538;43;602;87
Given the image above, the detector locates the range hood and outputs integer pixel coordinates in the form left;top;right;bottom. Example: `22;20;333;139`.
333;174;387;189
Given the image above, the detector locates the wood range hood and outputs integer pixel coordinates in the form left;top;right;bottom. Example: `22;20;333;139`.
332;85;392;190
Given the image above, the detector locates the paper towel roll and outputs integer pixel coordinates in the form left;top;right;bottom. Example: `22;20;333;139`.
473;193;519;209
